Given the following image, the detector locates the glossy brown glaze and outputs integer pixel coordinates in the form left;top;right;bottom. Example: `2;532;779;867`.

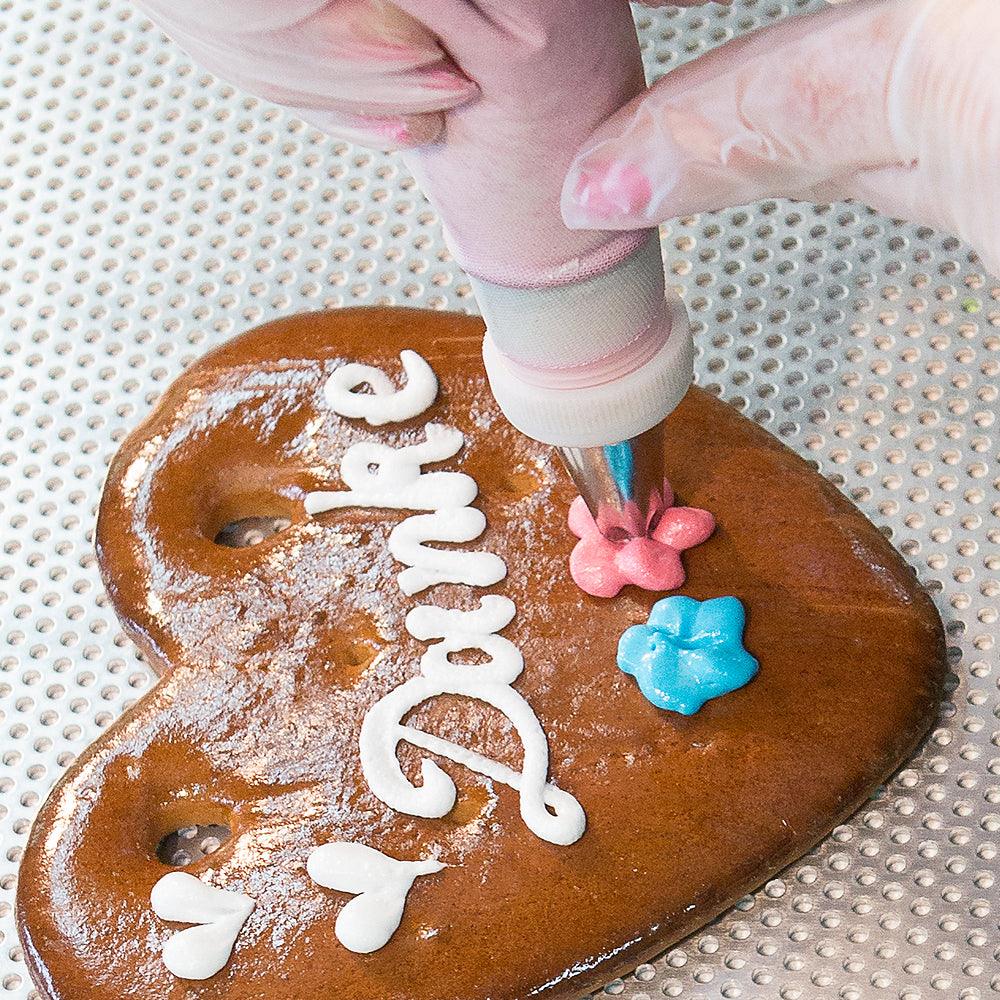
18;308;946;1000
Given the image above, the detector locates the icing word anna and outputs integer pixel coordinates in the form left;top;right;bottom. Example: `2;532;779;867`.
306;352;586;847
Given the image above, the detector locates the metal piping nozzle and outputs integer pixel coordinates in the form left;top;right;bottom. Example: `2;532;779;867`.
557;420;670;541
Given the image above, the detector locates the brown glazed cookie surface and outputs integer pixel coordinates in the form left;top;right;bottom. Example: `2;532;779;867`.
18;308;945;999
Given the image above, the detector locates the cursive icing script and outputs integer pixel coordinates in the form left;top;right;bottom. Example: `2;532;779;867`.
306;352;586;847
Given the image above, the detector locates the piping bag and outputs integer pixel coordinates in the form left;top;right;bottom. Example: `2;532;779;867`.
394;0;694;539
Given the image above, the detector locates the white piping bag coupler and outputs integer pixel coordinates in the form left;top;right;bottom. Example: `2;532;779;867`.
393;0;694;539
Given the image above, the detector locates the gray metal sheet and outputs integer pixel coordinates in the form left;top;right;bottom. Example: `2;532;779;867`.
0;1;997;997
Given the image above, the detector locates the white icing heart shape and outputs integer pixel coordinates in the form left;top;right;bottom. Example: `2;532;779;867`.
150;872;255;980
307;842;445;954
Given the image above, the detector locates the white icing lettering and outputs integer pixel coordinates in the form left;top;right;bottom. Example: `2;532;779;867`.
308;351;587;847
389;508;507;596
150;872;255;981
405;596;521;684
305;424;476;516
360;676;585;846
307;842;444;953
324;350;438;426
360;597;586;846
305;423;505;596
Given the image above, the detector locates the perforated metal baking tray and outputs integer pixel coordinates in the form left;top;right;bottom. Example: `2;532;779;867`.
1;1;997;997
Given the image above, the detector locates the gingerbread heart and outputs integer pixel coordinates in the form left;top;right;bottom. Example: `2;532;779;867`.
17;308;945;999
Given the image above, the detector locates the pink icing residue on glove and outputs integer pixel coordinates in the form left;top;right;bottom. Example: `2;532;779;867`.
567;486;715;599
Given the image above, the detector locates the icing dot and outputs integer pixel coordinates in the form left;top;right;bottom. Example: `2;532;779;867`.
567;489;714;598
618;596;759;714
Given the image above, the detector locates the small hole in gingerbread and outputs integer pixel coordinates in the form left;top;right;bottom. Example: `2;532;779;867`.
156;823;232;867
213;515;291;548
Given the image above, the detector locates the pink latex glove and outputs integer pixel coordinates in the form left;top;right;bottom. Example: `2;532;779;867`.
563;0;1000;277
388;0;649;286
133;0;480;151
133;0;648;291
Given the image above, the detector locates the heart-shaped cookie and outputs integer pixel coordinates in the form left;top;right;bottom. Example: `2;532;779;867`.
17;308;945;999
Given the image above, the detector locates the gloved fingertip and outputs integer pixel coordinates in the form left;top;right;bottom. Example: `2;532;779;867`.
388;66;479;114
638;0;732;6
417;65;479;95
561;155;654;229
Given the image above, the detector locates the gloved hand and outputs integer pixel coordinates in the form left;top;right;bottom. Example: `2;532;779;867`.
562;0;1000;276
133;0;713;155
131;0;711;453
133;0;479;150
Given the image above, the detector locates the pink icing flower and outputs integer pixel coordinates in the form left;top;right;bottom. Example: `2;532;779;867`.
567;487;715;598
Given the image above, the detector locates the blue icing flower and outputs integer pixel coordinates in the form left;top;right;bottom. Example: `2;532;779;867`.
617;596;758;715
